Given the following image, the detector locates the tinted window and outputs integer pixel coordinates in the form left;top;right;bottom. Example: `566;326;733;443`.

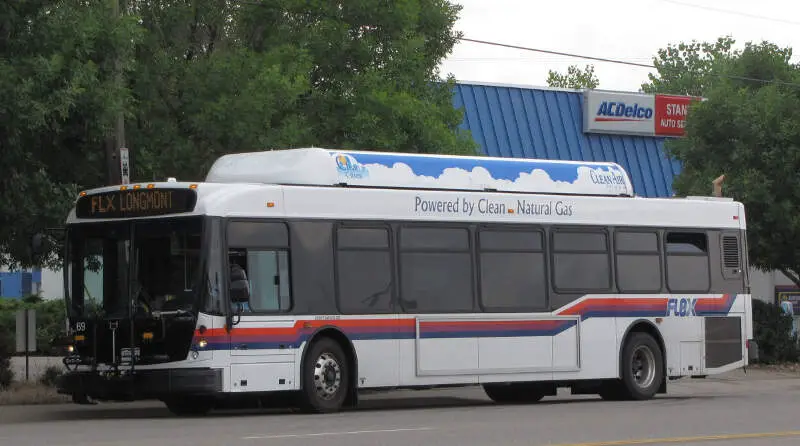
478;228;546;310
666;232;707;254
615;231;661;292
400;227;469;251
335;227;393;314
553;231;607;252
616;231;658;253
616;255;661;292
337;227;389;249
480;252;547;309
479;230;542;251
399;226;473;312
552;229;611;292
667;256;710;292
553;253;611;291
665;232;709;292
228;221;288;248
336;251;393;313
399;252;474;312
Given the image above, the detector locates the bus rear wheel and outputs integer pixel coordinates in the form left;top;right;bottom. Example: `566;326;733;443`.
604;332;663;401
299;337;350;413
483;383;545;404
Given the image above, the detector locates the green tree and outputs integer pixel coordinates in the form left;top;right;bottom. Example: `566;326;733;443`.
546;64;599;89
235;0;475;155
0;1;477;268
655;39;800;286
0;1;142;269
641;36;736;96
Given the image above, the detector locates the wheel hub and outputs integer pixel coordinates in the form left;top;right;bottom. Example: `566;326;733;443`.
313;352;342;400
631;345;656;389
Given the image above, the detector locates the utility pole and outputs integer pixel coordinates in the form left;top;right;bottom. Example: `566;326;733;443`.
105;0;126;186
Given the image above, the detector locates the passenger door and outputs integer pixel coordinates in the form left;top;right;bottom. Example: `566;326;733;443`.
225;220;297;393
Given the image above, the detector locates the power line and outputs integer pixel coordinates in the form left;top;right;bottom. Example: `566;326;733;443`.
653;0;800;26
459;38;655;70
458;37;800;89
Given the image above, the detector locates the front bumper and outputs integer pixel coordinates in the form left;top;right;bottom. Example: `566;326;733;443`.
57;368;223;402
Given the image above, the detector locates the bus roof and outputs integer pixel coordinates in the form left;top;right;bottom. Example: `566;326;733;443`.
204;148;635;197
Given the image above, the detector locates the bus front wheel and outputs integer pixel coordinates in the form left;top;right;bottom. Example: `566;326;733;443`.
299;337;350;413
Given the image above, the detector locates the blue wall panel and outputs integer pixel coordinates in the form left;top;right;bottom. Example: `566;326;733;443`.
0;269;41;299
453;83;682;198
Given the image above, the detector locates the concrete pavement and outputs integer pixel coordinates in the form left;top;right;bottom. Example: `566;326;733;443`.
1;369;799;446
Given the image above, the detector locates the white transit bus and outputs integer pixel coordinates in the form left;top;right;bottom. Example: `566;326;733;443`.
55;148;753;416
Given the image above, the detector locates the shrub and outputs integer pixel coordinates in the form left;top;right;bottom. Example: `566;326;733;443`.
0;332;14;390
0;298;67;356
752;300;800;364
39;365;63;388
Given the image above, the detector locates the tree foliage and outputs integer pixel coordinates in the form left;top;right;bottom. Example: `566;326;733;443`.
0;0;477;268
752;300;799;364
641;36;736;96
649;38;800;286
546;64;599;89
0;1;142;269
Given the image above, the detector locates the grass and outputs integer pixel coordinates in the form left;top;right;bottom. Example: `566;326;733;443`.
0;382;71;406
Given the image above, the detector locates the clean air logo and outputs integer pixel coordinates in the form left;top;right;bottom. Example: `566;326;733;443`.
595;101;654;122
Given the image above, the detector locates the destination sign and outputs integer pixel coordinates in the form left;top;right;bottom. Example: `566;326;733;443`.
75;188;197;219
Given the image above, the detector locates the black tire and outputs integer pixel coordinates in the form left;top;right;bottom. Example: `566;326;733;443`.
483;383;545;404
618;332;664;400
164;396;215;416
299;337;350;413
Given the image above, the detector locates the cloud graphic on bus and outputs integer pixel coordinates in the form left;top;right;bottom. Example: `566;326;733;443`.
344;161;628;195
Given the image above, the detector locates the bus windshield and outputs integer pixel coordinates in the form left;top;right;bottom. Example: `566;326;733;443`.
66;217;205;319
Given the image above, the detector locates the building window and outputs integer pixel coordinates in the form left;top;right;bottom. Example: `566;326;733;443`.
552;229;611;292
615;231;662;293
335;226;393;314
665;232;710;293
478;228;547;310
399;226;474;312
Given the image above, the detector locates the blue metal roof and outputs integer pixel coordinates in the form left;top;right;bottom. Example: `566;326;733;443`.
452;83;682;198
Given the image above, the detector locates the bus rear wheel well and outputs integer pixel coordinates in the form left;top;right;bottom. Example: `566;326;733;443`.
622;321;667;393
302;328;359;407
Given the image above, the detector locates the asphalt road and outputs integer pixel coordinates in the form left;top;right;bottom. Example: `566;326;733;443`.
2;369;800;446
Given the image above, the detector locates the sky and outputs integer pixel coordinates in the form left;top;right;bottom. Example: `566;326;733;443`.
438;0;800;92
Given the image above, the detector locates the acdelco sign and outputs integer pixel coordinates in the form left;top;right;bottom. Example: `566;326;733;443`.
582;90;698;137
583;91;656;136
595;101;654;122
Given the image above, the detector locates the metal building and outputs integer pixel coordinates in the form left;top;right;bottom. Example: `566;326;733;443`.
453;82;682;198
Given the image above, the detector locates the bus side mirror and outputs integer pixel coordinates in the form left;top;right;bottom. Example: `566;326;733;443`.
230;279;250;303
229;266;250;303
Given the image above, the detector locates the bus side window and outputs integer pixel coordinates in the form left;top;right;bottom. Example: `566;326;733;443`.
226;221;292;313
228;248;291;313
